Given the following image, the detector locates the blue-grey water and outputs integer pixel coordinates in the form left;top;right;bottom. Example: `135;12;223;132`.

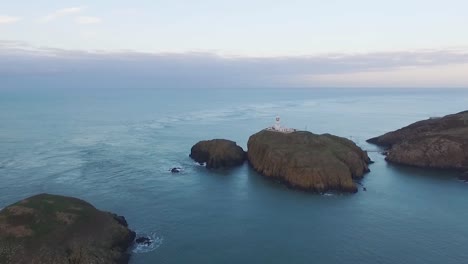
1;88;468;264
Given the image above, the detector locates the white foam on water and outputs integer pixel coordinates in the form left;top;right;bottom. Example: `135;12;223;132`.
51;168;82;184
132;232;163;254
194;161;206;167
69;135;107;147
322;192;334;196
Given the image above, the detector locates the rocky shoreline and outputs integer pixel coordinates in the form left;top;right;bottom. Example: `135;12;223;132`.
190;139;246;169
0;194;136;264
192;130;372;193
248;130;371;193
367;110;468;178
191;111;468;192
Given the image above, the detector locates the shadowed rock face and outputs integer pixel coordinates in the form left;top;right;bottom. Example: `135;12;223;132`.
190;139;246;169
367;111;468;172
0;193;136;264
247;130;371;193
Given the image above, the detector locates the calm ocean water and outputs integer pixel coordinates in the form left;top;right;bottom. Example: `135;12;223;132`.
1;87;468;263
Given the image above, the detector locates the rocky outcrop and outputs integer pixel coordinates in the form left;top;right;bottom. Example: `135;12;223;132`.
0;193;136;264
367;111;468;172
190;139;246;169
247;130;371;193
170;167;182;173
135;236;152;246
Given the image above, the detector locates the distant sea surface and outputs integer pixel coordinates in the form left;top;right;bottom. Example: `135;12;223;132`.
1;87;468;264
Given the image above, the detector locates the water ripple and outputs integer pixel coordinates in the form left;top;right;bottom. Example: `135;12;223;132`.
132;232;164;254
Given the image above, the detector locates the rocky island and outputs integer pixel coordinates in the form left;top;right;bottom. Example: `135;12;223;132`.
247;130;372;193
190;139;246;169
0;193;135;264
367;111;468;177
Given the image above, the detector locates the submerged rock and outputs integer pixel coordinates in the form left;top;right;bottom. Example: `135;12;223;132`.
0;193;136;264
247;130;372;193
190;139;246;169
367;110;468;171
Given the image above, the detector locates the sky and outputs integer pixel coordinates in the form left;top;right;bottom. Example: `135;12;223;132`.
1;0;468;88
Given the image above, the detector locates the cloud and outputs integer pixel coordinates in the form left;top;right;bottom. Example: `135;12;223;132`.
0;41;467;88
299;64;468;88
42;7;85;22
76;16;101;25
0;15;22;25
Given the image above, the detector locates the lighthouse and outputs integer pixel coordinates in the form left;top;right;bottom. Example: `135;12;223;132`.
266;116;296;133
274;116;281;131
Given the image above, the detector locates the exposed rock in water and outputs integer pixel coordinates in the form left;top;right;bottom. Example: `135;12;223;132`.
190;139;246;169
135;236;152;246
247;130;372;193
170;167;182;173
0;193;136;264
367;111;468;171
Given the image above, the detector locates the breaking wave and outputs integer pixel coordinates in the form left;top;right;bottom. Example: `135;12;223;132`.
132;232;164;254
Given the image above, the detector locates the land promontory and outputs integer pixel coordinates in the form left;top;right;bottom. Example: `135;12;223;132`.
367;111;468;175
190;139;246;169
247;130;371;193
0;193;135;264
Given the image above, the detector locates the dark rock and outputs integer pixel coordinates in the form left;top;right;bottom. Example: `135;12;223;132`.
368;110;468;171
0;193;135;264
112;214;129;227
247;130;372;193
190;139;246;169
135;236;152;246
170;167;182;173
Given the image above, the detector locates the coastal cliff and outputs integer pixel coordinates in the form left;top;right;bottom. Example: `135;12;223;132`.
190;139;246;169
247;130;371;193
0;193;135;264
367;111;468;173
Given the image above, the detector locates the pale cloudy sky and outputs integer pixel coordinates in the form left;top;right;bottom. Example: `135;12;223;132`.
1;0;468;88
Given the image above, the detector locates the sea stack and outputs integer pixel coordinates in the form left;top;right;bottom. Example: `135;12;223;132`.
0;193;135;264
367;110;468;172
190;139;246;169
247;129;372;193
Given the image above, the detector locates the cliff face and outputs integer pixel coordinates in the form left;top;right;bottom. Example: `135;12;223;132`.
0;193;135;264
367;111;468;172
247;130;371;193
190;139;246;169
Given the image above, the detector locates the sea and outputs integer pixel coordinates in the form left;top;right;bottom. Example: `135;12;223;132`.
1;87;467;264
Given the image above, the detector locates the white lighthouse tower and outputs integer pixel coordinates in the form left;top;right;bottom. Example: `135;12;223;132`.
266;115;296;133
274;116;281;131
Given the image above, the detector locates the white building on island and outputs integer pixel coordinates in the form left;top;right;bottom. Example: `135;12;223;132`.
265;116;296;133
